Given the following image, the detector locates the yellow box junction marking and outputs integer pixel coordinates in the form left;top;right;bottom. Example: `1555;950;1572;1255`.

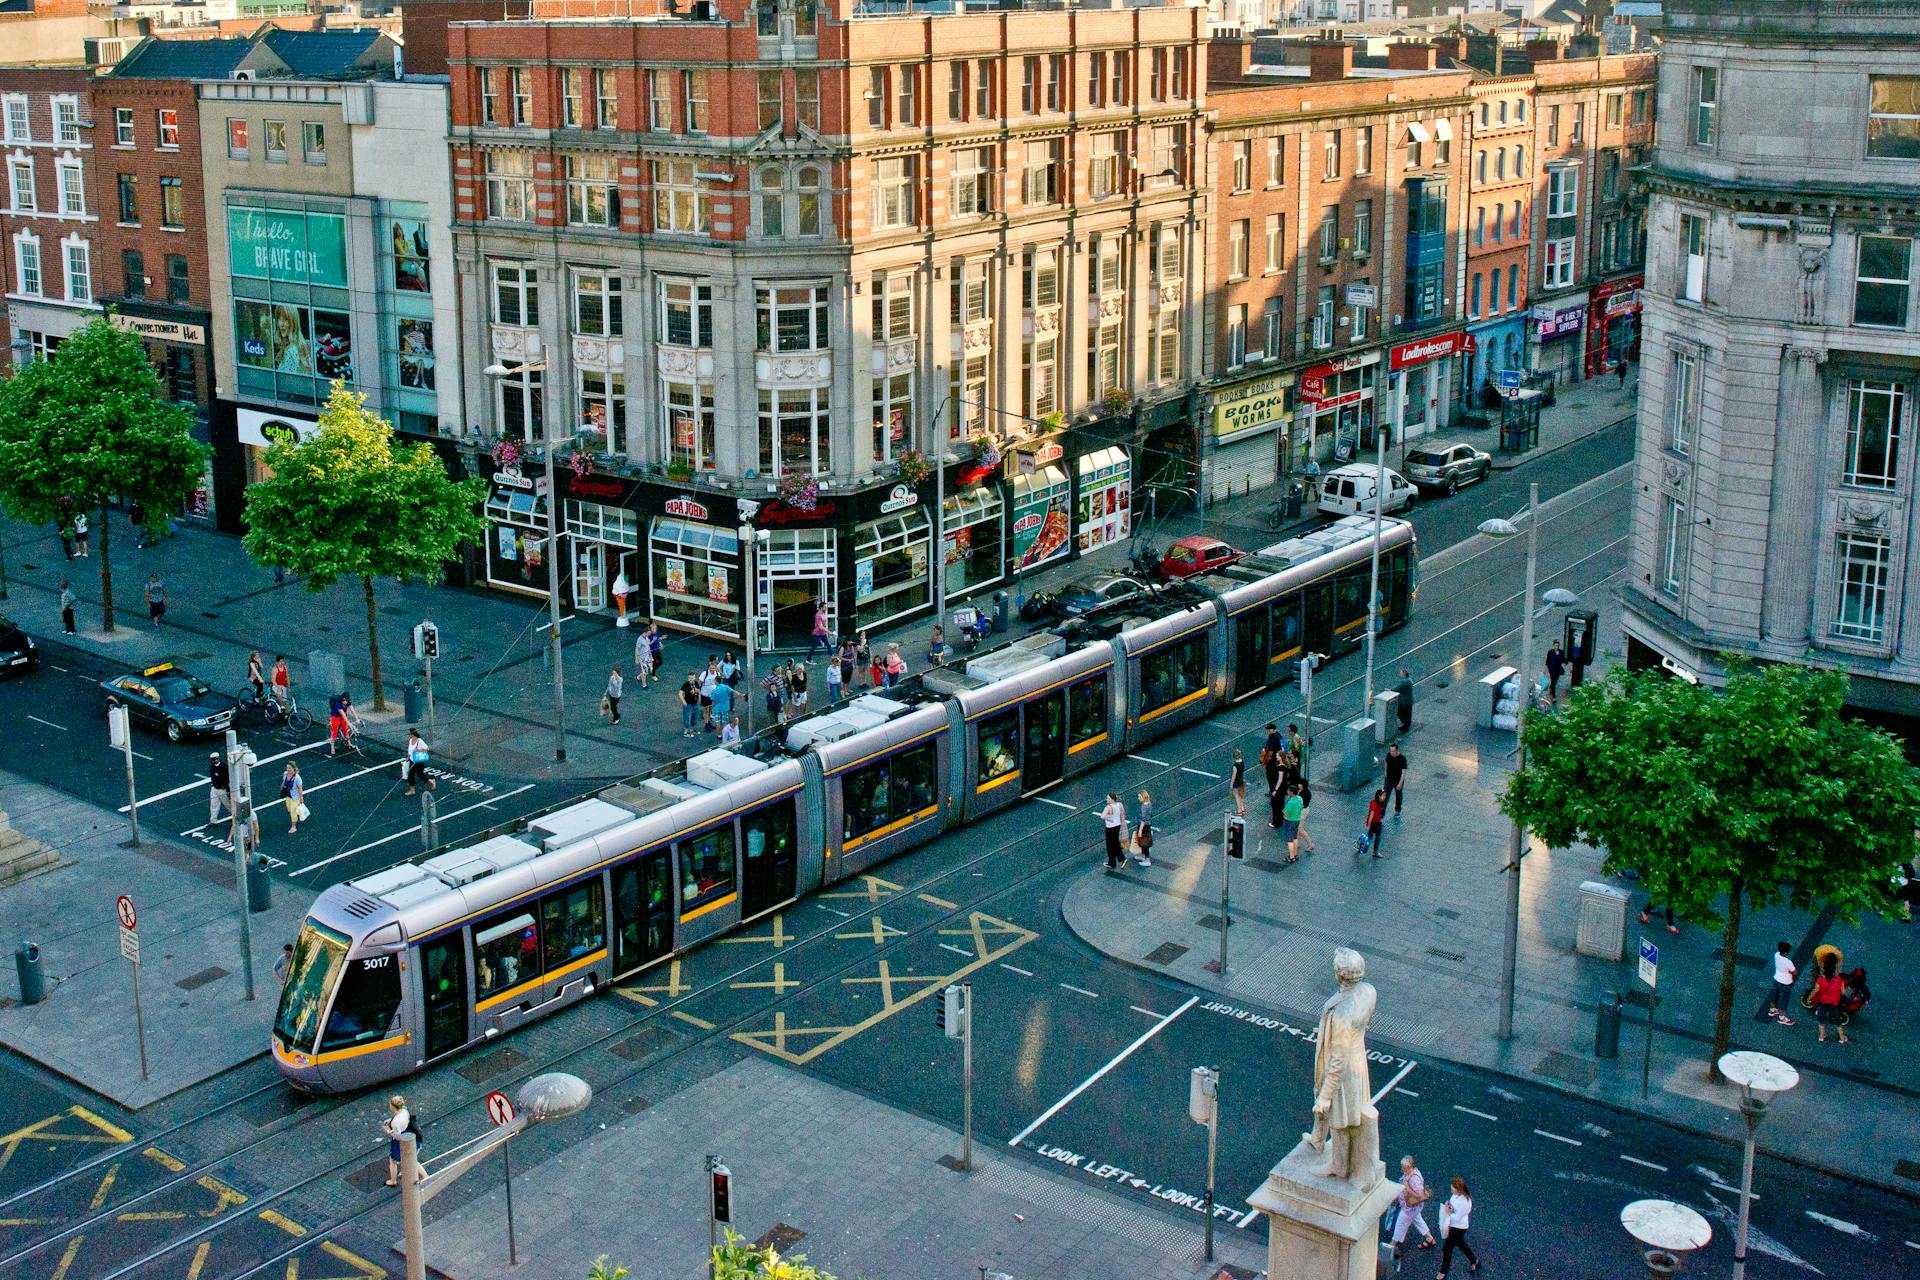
114;1173;246;1222
670;1010;715;1031
728;963;798;996
612;959;688;1007
185;1241;213;1280
716;913;791;949
0;1106;134;1177
733;912;1037;1066
916;893;958;909
833;917;905;946
818;874;904;905
49;1235;82;1280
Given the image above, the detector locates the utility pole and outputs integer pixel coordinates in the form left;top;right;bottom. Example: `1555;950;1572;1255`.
938;982;973;1170
109;704;139;848
1497;481;1540;1042
225;729;256;1002
1189;1066;1220;1263
542;433;569;764
1300;653;1321;777
1209;817;1245;976
1361;413;1387;719
738;523;757;736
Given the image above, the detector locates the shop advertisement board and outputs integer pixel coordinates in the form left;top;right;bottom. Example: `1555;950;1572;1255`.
227;207;347;287
1012;473;1070;570
1212;373;1291;437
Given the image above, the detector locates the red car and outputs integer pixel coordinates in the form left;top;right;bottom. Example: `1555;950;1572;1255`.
1155;535;1245;582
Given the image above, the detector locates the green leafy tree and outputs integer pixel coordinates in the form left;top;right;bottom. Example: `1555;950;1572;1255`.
713;1229;837;1279
1503;664;1919;1078
0;318;206;632
586;1259;629;1280
242;385;484;711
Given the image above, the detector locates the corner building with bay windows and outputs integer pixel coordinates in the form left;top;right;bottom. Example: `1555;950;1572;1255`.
450;0;1209;651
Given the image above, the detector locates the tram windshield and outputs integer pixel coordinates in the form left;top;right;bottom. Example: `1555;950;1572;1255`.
274;920;350;1052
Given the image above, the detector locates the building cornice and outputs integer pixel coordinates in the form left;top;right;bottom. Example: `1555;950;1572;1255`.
1643;165;1920;220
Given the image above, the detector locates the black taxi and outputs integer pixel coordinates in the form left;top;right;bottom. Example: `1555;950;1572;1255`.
101;663;236;742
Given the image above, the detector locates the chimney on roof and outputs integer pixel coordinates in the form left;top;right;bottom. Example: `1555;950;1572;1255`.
1308;40;1353;82
1386;40;1437;71
1567;32;1601;58
1430;33;1467;64
1209;34;1253;86
1526;38;1563;64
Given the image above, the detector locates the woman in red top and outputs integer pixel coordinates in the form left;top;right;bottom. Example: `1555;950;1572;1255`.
1813;952;1849;1045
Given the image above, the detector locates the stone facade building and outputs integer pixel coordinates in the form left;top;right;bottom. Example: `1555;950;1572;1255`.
1623;0;1920;716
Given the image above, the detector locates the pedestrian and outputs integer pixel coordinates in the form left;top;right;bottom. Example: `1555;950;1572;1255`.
208;750;231;825
144;573;168;627
1394;667;1414;734
327;692;352;756
698;658;719;731
1766;941;1798;1026
73;512;89;557
1616;357;1629;389
280;760;305;834
404;728;434;795
838;638;856;694
1435;1177;1478;1277
855;630;872;687
274;942;295;986
1297;772;1316;853
1133;789;1154;868
633;631;655;689
57;520;73;560
762;665;785;723
1100;792;1127;870
59;579;76;635
645;621;664;674
1229;748;1247;816
1384;743;1409;815
680;673;702;737
129;502;147;549
1267;770;1288;829
382;1095;413;1187
271;655;291;710
1366;788;1387;858
718;651;740;687
1545;640;1566;703
927;624;946;667
884;643;907;687
603;665;623;725
710;673;735;729
809;601;831;659
1813;950;1849;1045
868;648;885;688
1390;1155;1437;1262
1286;722;1305;762
788;662;810;717
1638;897;1679;934
1304;454;1322;503
719;714;741;745
1261;722;1283;794
826;655;843;703
1282;783;1305;863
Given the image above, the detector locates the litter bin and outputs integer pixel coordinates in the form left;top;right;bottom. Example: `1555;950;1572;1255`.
993;591;1009;635
1594;990;1623;1059
1576;880;1630;961
1285;483;1303;519
247;854;272;913
15;942;44;1005
404;678;426;724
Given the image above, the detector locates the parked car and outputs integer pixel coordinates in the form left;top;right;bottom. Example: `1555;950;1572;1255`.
1060;574;1149;617
0;616;35;677
1155;535;1245;583
1402;441;1493;495
102;662;236;742
1317;463;1416;517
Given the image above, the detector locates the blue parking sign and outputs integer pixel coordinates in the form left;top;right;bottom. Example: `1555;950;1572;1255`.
1637;938;1659;989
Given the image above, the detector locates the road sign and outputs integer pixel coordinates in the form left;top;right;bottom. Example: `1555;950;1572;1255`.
1497;369;1523;390
120;928;139;963
485;1090;515;1128
116;895;137;930
1638;937;1659;989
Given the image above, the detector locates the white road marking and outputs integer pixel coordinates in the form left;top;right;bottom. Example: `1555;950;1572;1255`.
1236;1206;1262;1230
119;739;328;811
290;784;533;877
822;907;851;917
1033;796;1077;809
128;748;153;761
27;715;67;731
1619;1156;1668;1173
1370;1059;1418;1105
938;943;971;958
51;665;67;672
1126;753;1169;766
1128;1005;1162;1018
1452;1105;1498;1121
1179;766;1222;779
1805;1212;1874;1241
1534;1128;1583;1147
1058;983;1099;999
1904;1240;1919;1251
300;757;403;796
1000;964;1034;977
1009;996;1198;1146
1397;1088;1420;1098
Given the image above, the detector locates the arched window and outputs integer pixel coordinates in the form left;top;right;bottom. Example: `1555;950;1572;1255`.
756;165;784;237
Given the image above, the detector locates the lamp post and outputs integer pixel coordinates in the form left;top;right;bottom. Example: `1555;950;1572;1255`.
737;521;758;735
1717;1051;1799;1280
1360;409;1387;719
1620;1199;1710;1279
1477;482;1538;1041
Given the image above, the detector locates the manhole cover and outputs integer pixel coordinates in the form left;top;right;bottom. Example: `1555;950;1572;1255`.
610;1025;678;1063
1426;947;1466;963
456;1045;527;1083
176;966;229;991
1143;942;1188;965
1196;913;1225;932
1534;1050;1595;1089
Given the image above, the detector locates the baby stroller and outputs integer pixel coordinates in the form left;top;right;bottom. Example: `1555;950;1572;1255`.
1801;945;1872;1026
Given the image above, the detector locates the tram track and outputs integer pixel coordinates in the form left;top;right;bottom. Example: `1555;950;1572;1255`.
2;481;1630;1280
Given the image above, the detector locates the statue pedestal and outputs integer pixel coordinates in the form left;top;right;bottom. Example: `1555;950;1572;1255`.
1247;1140;1398;1280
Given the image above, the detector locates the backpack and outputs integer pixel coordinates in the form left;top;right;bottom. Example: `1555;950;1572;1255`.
405;1115;424;1150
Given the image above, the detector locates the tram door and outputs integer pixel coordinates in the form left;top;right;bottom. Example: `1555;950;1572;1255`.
613;852;675;975
420;937;468;1061
1234;609;1270;699
741;800;798;918
1023;690;1066;792
1304;580;1335;657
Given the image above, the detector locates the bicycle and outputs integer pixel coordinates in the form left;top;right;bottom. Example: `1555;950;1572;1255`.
261;687;314;733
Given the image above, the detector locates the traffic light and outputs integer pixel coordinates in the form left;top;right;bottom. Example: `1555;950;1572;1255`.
1225;816;1246;860
937;983;965;1039
709;1160;733;1225
413;621;440;660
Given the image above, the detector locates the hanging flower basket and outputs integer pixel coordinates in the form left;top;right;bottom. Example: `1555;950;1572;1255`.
779;472;820;511
969;435;1001;469
568;450;595;478
491;437;522;472
1102;387;1133;417
896;449;933;486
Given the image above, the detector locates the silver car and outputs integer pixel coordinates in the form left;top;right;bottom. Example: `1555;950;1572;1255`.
1402;441;1492;495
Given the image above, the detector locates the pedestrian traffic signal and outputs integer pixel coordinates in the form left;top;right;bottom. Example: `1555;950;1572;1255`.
709;1160;733;1224
1225;816;1246;860
413;621;440;660
937;983;965;1038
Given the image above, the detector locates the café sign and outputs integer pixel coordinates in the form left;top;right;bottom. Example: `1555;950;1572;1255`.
663;496;710;521
878;483;919;514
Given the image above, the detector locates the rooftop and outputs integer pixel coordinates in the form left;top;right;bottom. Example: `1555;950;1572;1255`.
107;24;394;79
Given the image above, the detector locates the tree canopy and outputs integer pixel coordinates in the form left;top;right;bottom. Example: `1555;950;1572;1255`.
242;385;484;709
0;317;206;630
1503;663;1919;1074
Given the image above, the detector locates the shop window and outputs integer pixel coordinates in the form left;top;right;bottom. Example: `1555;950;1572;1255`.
650;517;741;635
1140;632;1207;715
841;740;938;843
1069;671;1108;744
941;487;1003;596
854;508;932;628
577;369;625;454
164;349;195;403
566;499;639;547
758;386;831;477
978;709;1019;783
678;824;736;910
473;909;540;998
319;954;402;1051
664;379;717;472
540;880;606;970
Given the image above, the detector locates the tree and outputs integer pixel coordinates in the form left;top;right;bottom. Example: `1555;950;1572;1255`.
0;318;206;632
1502;664;1918;1079
242;385;484;711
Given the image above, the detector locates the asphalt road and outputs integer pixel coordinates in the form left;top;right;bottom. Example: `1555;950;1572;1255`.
5;416;1909;1279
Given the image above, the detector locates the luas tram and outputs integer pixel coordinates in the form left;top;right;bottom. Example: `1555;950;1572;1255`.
272;515;1413;1091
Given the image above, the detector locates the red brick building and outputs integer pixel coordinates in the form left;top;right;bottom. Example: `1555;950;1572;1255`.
1464;73;1536;393
0;66;100;367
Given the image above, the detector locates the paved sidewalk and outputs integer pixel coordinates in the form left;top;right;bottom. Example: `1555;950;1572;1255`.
0;769;306;1108
1486;370;1637;469
420;1054;1263;1280
1063;586;1920;1199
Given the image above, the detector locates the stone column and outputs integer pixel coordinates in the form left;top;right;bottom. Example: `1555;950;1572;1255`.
1247;1140;1399;1280
1759;345;1827;651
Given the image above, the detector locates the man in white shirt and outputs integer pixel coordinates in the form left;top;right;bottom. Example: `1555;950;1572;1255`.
1101;794;1126;870
1767;942;1797;1025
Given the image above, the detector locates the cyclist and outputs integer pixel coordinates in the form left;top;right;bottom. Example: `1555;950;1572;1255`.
270;655;291;710
327;691;363;756
246;651;266;704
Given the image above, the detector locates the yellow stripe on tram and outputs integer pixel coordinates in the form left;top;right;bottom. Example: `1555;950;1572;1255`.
475;948;608;1013
1137;687;1210;724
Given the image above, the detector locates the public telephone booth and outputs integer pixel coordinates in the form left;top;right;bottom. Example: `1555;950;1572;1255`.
1500;387;1543;454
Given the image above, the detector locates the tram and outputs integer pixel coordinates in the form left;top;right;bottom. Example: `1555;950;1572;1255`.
272;515;1415;1091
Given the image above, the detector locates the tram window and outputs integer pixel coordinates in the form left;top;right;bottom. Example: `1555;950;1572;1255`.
1140;633;1209;713
274;920;348;1052
1334;569;1367;628
978;709;1019;781
893;740;936;813
743;800;795;863
319;954;403;1051
679;824;737;910
1275;600;1303;652
1068;672;1108;744
842;740;939;841
474;910;540;998
539;880;606;970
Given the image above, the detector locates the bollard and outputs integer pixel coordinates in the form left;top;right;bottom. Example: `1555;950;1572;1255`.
15;942;45;1005
246;854;272;913
1595;989;1623;1059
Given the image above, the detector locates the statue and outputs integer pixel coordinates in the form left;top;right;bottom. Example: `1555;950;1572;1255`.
1301;947;1381;1184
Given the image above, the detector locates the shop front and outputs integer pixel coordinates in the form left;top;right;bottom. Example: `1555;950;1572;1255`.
1388;331;1469;443
852;482;933;633
1584;273;1643;379
112;311;215;522
1075;446;1131;553
1529;299;1588;385
1008;456;1072;575
1297;353;1381;464
751;493;842;652
1206;371;1291;502
235;406;319;486
483;466;550;598
940;475;1005;602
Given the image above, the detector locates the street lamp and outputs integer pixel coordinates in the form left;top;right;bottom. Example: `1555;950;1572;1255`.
399;1072;592;1280
1718;1050;1799;1280
482;360;600;764
1477;483;1539;1042
1620;1199;1711;1279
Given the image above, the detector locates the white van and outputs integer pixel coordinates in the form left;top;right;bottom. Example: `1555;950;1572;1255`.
1317;463;1416;518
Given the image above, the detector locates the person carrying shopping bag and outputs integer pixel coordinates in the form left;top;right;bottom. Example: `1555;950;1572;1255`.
1100;793;1127;871
1435;1177;1478;1277
280;761;306;834
404;729;435;795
